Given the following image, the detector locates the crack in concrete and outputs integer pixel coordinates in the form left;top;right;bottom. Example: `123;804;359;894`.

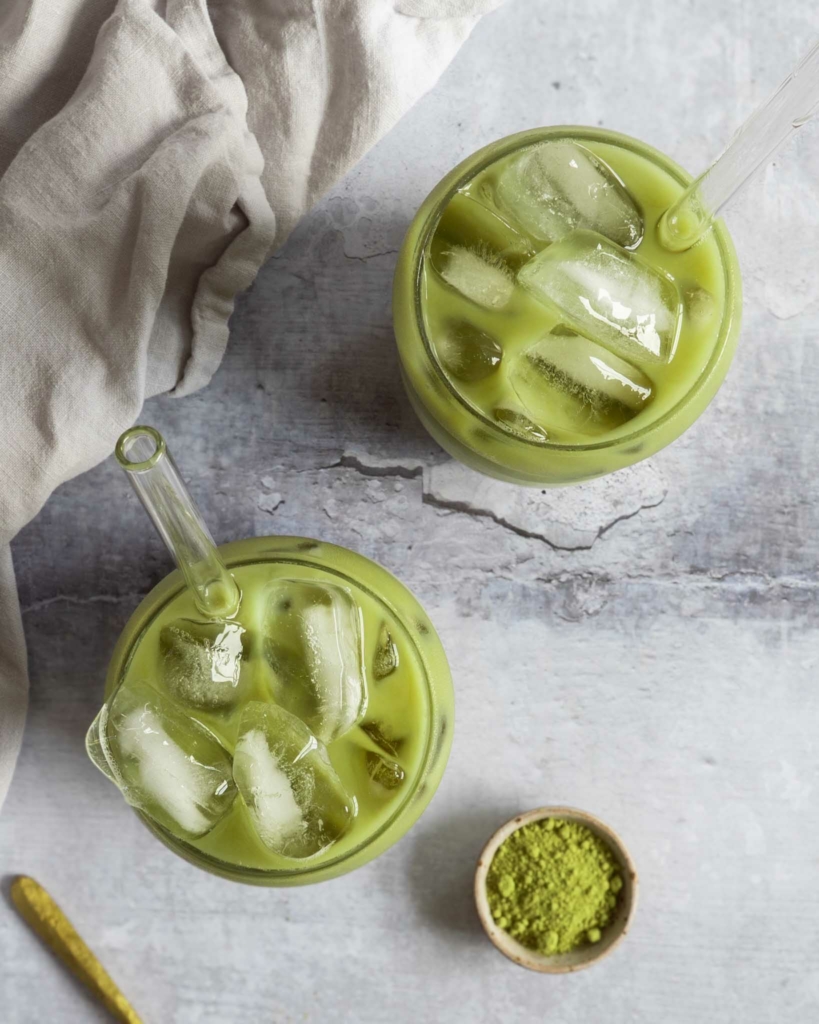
532;568;819;591
21;592;148;615
341;247;400;263
421;492;668;552
595;495;668;539
336;454;424;480
334;453;668;551
256;497;284;515
420;492;592;552
660;568;819;590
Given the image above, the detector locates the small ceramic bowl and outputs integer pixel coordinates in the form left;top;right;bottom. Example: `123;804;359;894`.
474;806;638;973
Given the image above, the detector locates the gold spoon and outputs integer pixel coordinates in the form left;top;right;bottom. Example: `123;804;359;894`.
11;876;143;1023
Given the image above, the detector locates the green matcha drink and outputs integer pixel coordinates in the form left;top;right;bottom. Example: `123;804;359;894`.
393;127;742;485
88;533;453;886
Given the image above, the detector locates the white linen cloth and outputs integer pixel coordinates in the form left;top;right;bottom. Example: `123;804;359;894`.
0;0;502;808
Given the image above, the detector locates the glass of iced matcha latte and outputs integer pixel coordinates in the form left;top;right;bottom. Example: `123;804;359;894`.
87;427;453;885
393;127;742;485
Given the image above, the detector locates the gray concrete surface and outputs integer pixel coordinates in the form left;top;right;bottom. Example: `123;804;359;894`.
3;1;819;1021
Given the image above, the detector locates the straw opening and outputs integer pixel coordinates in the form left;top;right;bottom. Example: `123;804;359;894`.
115;426;165;471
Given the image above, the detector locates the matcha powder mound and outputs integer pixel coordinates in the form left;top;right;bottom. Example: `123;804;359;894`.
485;818;624;955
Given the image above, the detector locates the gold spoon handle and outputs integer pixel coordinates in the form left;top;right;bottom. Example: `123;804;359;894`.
11;876;143;1024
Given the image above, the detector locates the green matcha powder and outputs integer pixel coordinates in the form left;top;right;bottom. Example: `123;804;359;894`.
486;818;623;955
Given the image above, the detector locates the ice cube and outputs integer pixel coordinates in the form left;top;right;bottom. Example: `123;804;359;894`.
86;679;236;840
366;752;405;791
683;284;717;327
372;622;400;680
160;619;246;711
434;320;503;383
436;190;536;271
518;229;682;364
360;721;402;756
264;579;367;743
233;702;355;859
510;331;653;436
493;407;549;441
495;140;644;248
431;242;515;310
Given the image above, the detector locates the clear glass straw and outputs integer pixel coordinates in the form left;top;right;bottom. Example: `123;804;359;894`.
658;39;819;252
115;425;240;619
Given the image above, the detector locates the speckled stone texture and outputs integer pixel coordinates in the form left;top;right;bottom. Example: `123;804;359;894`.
3;2;819;1021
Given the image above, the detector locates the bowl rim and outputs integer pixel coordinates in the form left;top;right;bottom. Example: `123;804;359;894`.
474;805;638;973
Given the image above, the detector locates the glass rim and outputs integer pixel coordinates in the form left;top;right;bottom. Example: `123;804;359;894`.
410;125;741;453
107;539;445;883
